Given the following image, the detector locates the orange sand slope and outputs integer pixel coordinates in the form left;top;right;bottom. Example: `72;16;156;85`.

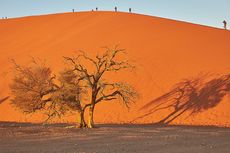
0;11;230;127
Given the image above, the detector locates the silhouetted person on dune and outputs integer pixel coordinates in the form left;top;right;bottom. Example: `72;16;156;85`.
223;20;227;30
129;8;132;13
72;9;75;13
115;7;117;12
96;7;98;11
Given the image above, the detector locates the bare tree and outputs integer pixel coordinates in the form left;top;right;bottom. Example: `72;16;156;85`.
10;47;138;128
64;47;138;128
10;59;56;113
9;59;87;127
51;69;88;127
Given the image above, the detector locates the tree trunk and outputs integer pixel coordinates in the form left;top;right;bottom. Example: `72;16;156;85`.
77;110;86;128
88;105;95;128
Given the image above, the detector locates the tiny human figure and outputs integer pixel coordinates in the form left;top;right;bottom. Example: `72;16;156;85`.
223;20;227;30
92;9;94;12
72;9;75;13
115;6;117;12
96;7;98;11
129;8;132;13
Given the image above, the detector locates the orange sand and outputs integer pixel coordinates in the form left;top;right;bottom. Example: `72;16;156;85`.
0;11;230;126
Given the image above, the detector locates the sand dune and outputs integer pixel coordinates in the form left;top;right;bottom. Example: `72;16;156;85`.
0;11;230;126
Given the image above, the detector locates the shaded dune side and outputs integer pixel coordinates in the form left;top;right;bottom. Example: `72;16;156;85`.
0;11;230;126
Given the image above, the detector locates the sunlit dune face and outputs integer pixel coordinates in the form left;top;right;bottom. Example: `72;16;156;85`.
0;11;230;127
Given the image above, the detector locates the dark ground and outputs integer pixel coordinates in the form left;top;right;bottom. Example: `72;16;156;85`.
0;122;230;153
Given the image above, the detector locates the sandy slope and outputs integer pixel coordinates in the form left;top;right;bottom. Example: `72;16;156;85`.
0;11;230;126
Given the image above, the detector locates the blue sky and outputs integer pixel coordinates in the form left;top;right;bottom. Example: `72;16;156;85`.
0;0;229;28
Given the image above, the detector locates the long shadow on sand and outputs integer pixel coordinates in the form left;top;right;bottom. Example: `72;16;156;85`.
0;96;9;104
134;73;230;125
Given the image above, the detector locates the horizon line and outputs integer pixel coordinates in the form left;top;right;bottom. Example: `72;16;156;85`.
0;10;229;31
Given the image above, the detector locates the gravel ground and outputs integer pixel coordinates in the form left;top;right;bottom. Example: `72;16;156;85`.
0;122;230;153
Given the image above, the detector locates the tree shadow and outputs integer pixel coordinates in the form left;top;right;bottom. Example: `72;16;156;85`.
0;96;9;104
133;73;230;125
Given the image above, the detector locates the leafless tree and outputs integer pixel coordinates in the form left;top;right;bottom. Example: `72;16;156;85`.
10;59;56;113
10;47;138;128
9;59;87;127
63;46;138;128
51;69;88;127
